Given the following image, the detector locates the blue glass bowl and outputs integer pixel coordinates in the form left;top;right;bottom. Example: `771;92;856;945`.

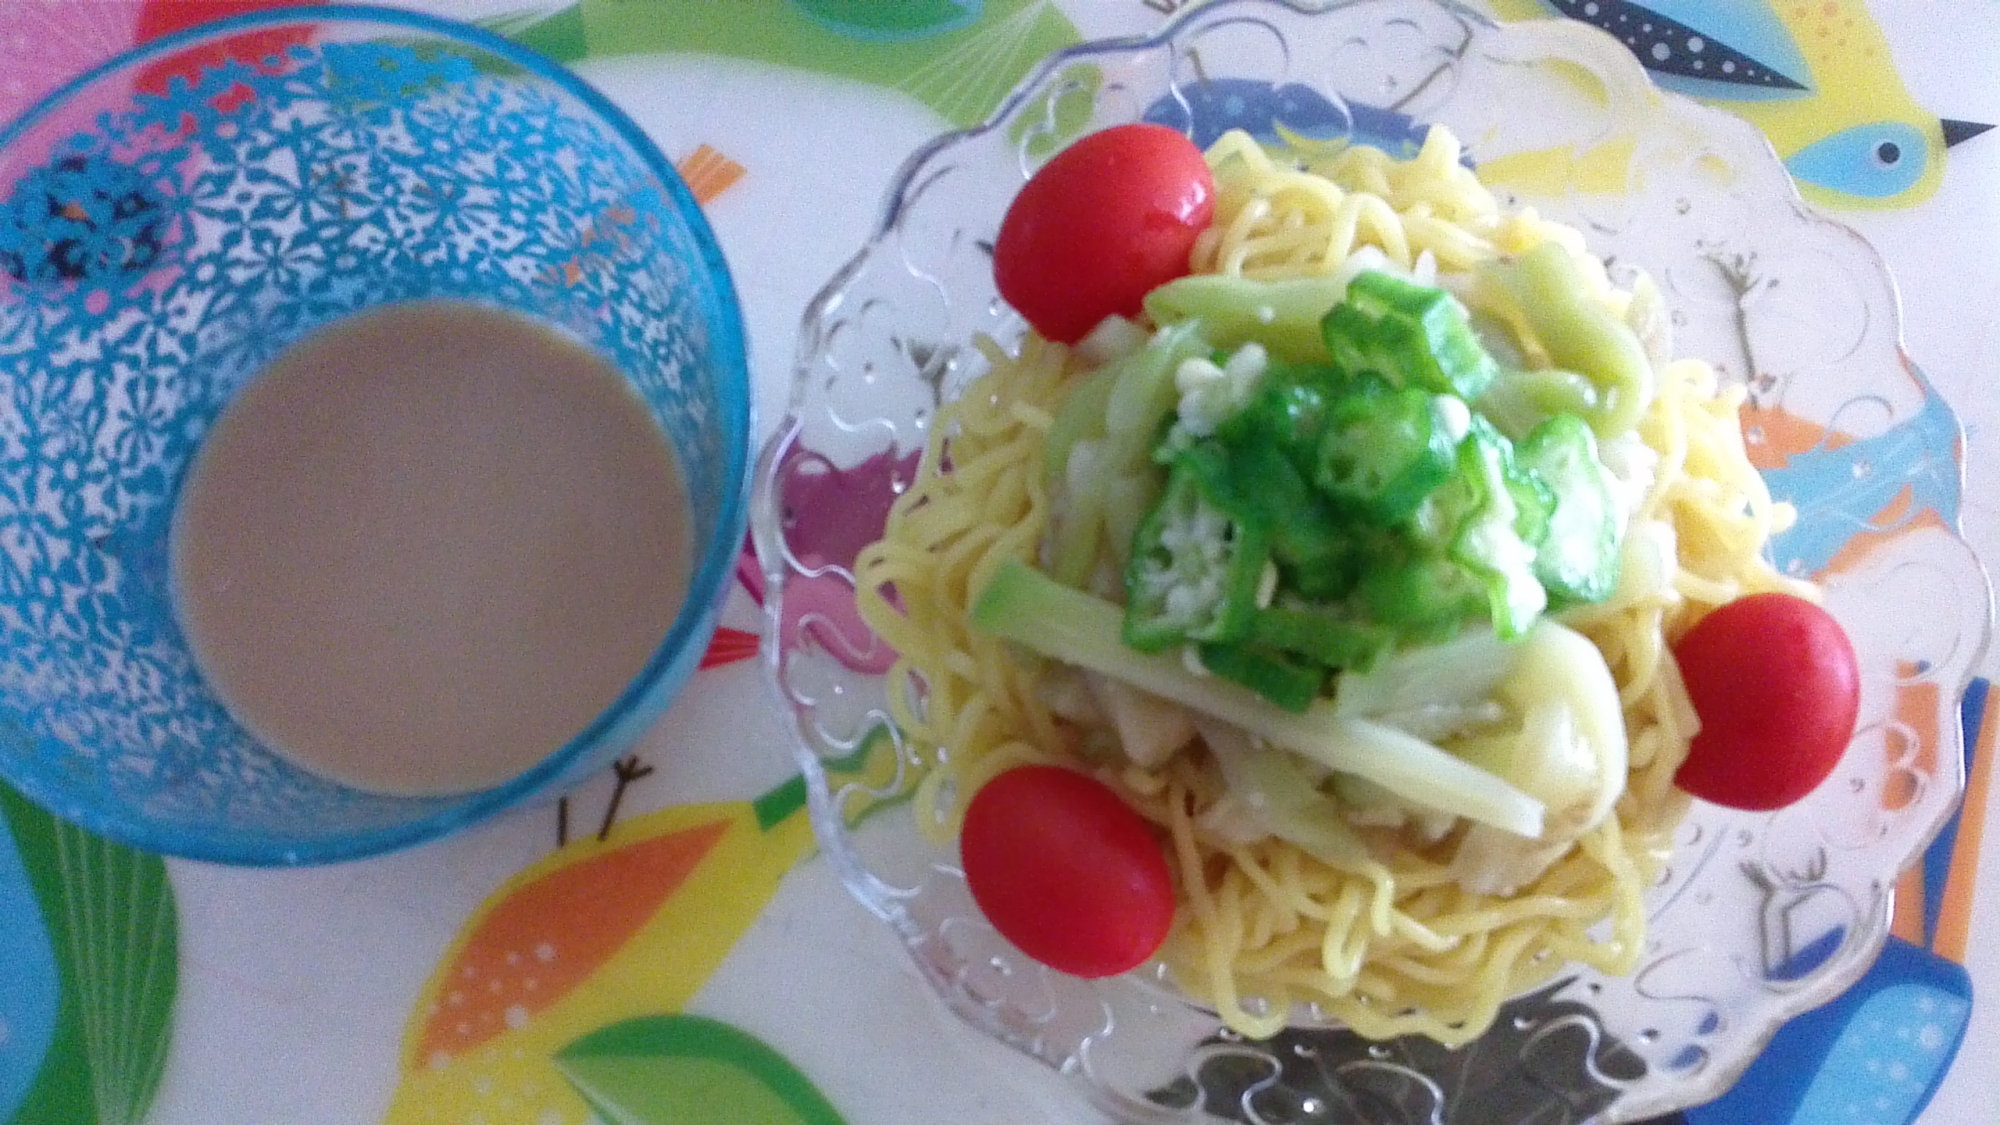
0;7;749;865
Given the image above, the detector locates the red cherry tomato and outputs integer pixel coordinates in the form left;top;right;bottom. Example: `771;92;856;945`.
993;123;1215;345
959;764;1175;978
1672;592;1860;811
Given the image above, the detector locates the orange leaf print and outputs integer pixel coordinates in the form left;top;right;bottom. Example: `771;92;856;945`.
414;819;729;1063
1741;401;1851;471
700;626;760;669
677;145;747;205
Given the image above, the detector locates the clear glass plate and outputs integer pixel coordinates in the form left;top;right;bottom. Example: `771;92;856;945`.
750;1;1991;1120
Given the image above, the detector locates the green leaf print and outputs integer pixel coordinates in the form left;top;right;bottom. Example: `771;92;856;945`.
556;1014;847;1125
791;0;982;41
487;0;1081;129
0;785;178;1125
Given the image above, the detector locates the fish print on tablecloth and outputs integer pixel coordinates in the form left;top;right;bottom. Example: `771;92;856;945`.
1480;0;1991;207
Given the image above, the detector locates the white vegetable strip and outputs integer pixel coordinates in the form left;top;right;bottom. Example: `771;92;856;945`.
1333;627;1517;724
1086;673;1196;769
972;562;1547;837
1196;719;1378;872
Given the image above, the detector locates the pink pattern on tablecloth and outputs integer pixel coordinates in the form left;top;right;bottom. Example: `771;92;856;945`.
0;1;143;129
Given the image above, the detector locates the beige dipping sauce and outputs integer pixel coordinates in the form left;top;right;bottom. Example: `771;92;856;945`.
171;301;691;796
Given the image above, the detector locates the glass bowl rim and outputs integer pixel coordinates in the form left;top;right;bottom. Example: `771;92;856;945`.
756;0;1991;1115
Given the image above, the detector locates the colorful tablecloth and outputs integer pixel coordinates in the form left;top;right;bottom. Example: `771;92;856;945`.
2;2;1997;1123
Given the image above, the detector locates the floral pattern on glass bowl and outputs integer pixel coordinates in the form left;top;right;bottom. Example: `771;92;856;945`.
749;1;1991;1121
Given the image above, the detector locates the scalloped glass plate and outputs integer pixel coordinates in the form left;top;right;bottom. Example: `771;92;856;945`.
750;1;1991;1121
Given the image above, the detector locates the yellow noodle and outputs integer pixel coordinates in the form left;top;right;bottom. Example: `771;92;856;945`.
853;127;1803;1045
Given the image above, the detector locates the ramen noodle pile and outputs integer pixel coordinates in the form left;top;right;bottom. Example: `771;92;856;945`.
855;126;1809;1043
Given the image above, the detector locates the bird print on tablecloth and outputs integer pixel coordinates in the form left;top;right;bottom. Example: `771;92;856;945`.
1483;0;1992;208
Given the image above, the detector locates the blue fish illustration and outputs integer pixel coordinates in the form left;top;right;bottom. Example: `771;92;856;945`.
1682;937;1971;1125
1485;0;1991;207
1143;78;1438;158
